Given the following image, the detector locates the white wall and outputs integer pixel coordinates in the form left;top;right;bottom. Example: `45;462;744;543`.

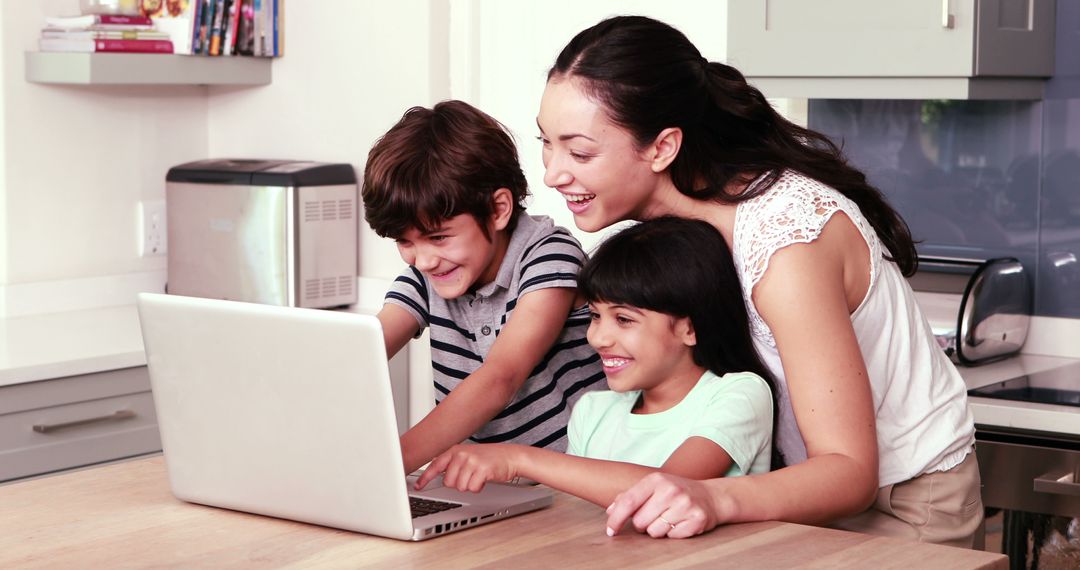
207;0;447;280
0;7;8;289
0;0;444;316
1;0;208;316
447;0;729;253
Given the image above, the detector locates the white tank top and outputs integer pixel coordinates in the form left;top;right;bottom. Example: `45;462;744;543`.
732;170;975;486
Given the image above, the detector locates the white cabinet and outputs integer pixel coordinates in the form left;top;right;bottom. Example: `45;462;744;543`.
0;366;160;482
727;0;1056;99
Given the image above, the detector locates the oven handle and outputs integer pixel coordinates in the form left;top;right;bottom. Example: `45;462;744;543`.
1034;468;1080;497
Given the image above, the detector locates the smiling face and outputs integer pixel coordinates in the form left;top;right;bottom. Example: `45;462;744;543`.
395;213;505;300
537;77;667;232
586;301;703;404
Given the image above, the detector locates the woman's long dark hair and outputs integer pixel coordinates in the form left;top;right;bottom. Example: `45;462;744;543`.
579;217;784;470
550;16;917;276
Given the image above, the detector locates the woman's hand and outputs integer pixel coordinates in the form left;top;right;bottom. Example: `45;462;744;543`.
414;444;521;493
605;472;721;539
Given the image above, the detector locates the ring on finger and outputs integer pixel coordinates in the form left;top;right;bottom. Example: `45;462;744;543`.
657;515;677;531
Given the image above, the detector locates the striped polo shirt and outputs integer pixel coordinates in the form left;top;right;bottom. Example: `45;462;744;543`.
385;214;606;451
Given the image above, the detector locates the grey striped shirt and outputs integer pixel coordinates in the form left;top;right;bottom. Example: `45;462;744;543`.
385;214;606;451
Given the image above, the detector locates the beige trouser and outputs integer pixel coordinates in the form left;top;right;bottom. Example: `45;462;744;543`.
830;450;984;549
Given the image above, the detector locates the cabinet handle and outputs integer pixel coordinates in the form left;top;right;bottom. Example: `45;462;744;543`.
32;410;136;434
1033;468;1080;497
941;0;955;29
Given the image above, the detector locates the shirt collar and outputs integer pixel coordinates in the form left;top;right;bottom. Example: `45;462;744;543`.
472;214;543;298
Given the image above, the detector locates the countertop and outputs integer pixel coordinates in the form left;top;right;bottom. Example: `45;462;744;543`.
0;304;146;387
963;353;1080;434
3;286;1079;435
0;456;1006;569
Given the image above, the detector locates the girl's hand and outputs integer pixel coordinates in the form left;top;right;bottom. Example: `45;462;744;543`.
414;444;520;493
605;472;720;539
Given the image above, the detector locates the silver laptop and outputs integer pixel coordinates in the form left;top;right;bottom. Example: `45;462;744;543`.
136;293;552;541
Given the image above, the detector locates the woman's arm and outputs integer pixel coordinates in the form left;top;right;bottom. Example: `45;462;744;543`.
730;214;878;523
398;287;577;474
606;215;880;535
416;436;733;508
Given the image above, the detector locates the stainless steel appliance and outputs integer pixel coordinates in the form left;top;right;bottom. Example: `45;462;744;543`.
166;159;358;309
909;256;1032;366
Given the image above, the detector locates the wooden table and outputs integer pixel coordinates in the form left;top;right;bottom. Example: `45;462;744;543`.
0;457;1006;569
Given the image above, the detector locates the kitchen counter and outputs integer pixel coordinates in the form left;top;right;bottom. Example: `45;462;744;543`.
960;353;1080;435
0;456;1006;569
0;304;146;387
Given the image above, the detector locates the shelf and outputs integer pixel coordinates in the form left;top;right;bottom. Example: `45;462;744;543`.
25;52;271;86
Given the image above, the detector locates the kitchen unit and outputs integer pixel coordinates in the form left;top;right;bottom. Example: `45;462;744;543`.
963;357;1080;567
0;278;423;484
727;0;1057;99
0;305;157;482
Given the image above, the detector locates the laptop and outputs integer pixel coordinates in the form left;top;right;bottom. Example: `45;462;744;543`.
136;293;552;541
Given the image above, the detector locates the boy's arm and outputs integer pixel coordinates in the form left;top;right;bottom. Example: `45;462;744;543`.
399;286;577;474
417;438;733;508
376;303;421;359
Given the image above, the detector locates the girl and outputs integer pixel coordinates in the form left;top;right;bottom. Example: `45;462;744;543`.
538;15;981;545
415;217;781;520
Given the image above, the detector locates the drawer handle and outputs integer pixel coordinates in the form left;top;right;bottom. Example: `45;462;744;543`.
1033;468;1080;497
941;0;955;29
32;410;136;434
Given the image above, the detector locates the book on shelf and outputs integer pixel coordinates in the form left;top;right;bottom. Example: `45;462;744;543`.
253;0;279;57
208;0;226;55
194;0;214;54
219;0;238;55
41;29;170;40
44;14;154;29
235;0;254;56
274;0;282;57
37;0;280;58
190;0;204;53
38;37;175;53
141;0;199;54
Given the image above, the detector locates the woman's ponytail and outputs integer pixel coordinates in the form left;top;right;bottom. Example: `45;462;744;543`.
550;16;918;275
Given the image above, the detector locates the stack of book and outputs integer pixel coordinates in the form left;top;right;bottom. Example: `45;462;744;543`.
38;0;282;57
39;14;174;54
190;0;283;57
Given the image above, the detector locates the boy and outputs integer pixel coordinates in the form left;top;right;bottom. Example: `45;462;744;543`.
362;100;606;474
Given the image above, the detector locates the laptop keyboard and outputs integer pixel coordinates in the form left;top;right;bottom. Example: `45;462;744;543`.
410;497;463;519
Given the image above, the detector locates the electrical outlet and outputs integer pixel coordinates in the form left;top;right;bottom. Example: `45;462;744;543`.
139;200;168;257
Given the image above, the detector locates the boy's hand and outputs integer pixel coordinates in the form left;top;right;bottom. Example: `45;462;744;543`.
414;444;521;493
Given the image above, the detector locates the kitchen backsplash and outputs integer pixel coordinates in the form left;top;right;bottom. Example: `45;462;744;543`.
809;97;1080;319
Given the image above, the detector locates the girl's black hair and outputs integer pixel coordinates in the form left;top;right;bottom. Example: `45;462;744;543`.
579;217;784;470
550;15;917;277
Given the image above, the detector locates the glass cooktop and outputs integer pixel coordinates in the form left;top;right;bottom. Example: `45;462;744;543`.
968;361;1080;407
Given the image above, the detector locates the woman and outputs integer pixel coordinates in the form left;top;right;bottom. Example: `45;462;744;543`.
536;15;981;547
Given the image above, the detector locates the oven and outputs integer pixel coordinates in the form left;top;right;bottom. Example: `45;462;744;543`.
969;361;1080;568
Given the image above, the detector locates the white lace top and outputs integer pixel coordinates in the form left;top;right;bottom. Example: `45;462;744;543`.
732;170;975;486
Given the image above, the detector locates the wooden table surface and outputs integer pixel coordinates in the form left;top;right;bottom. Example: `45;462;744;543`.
0;457;1006;569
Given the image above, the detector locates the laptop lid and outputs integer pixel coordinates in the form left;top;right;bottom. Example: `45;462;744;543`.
138;293;422;539
137;293;551;541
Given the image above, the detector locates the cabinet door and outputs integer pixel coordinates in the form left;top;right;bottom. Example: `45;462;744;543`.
975;0;1055;77
0;367;160;482
727;0;976;77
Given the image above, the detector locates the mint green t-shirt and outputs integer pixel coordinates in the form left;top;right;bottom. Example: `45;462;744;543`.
566;370;773;477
